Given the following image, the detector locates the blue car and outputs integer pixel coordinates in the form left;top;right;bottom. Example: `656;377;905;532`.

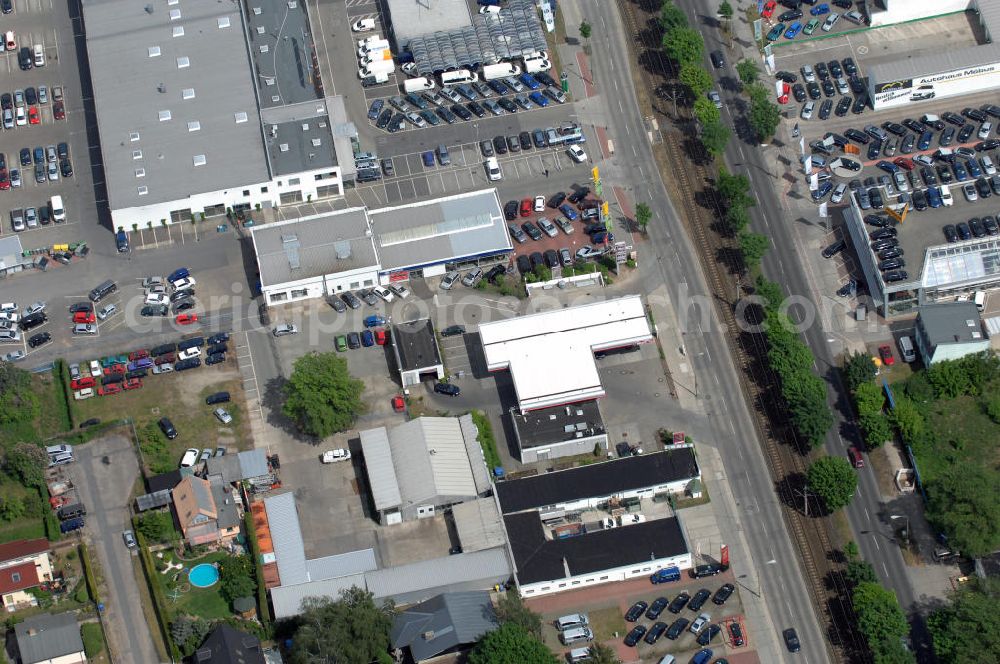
811;180;833;200
966;158;982;178
918;130;934;151
784;21;802;39
559;203;578;220
364;315;386;328
875;160;899;174
367;99;384;121
168;267;190;283
810;3;830;15
422;151;435;167
591;231;615;244
954;162;969;181
361;329;375;347
518;72;541;90
926;186;943;208
528;91;549;107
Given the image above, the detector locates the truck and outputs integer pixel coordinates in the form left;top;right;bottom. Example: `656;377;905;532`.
358;39;390;56
403;76;435;93
358;60;394;78
545;124;586;146
482;62;521;80
361;49;392;64
115;229;129;253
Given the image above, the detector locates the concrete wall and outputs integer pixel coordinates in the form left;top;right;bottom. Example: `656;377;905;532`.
518;551;693;598
263;264;380;306
518;433;608;464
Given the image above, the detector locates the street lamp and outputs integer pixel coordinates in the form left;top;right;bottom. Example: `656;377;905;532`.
890;514;910;545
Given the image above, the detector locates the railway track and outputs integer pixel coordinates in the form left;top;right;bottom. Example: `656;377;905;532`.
613;0;870;661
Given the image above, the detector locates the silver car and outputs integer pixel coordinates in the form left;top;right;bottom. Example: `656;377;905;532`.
73;323;97;335
503;76;524;92
440;271;459;290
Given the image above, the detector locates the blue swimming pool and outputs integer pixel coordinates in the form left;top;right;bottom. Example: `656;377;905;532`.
188;563;219;588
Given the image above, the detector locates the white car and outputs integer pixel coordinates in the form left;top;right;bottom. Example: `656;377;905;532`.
821;12;840;31
963;183;978;202
214;407;233;424
0;311;19;324
144;293;169;306
89;359;103;376
485;156;502;181
831;183;847;203
534;196;545;212
351;18;376;32
152;363;173;374
23;301;46;317
178;347;202;361
371;286;394;302
440;271;459;290
2;350;26;362
322;448;352;463
0;303;16;313
576;245;604;259
172;277;196;291
567;144;587;163
273;323;298;337
15;106;26;126
73;323;97;335
73;388;94;400
180;448;200;468
388;283;410;298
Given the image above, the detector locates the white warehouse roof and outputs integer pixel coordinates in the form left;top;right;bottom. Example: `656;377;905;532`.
479;296;652;411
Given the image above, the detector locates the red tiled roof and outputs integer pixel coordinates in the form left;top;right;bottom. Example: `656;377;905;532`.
0;562;40;595
0;538;49;564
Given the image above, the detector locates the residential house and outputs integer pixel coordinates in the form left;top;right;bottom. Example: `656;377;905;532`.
14;612;86;664
172;476;240;546
0;539;52;612
193;624;265;664
390;591;499;662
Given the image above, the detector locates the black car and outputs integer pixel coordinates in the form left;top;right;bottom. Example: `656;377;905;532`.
842;57;857;75
544;249;559;268
688;588;712;612
60;159;73;177
943;111;965;127
977;177;992;199
18;47;32;70
467;101;487;118
434;382;460;396
498;97;517;113
692;563;725;578
884;270;909;283
568;187;591;204
778;8;803;21
207;343;227;355
852;95;868;115
937;164;953;184
141;304;168;317
21;313;47;330
205;353;225;365
340;291;362;309
833;0;851;6
867;140;882;161
28;332;51;348
102;373;123;385
882;121;907;137
359;289;378;306
792;83;807;103
624;601;648;622
152;342;177;356
518;131;532;150
535;72;557;87
844;128;870;144
158;417;177;440
521;221;542;240
441;325;466;337
849;76;866;94
170;289;194;303
807;82;821;100
206;391;230;405
487;79;508;95
387;113;406;133
963;107;987;123
493;135;508;155
516;254;532;274
822;239;846;258
958;124;975;143
175;358;201;371
871;238;898;252
532;128;547;148
870;228;897;241
697;624;722;646
644;621;668;645
976;139;1000;151
920;166;937;186
828;60;843;78
984;216;1000;235
775;70;798;83
912;189;928;210
623;625;647;647
710;50;725;69
646;597;669;620
902;118;925;133
957;222;972;240
784;628;801;653
19;148;30;166
834;97;851;117
713;583;735;605
970;216;987;237
451;104;472;121
667;592;690;613
506;135;520;153
864;214;888;227
836;280;857;298
879;258;905;271
881;246;905;260
869;188;884;209
815;61;829;80
666;617;690;640
818;99;832;120
503;200;519;220
548;192;567;208
69;302;92;313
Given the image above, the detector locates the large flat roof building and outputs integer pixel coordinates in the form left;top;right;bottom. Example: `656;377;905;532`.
84;0;343;232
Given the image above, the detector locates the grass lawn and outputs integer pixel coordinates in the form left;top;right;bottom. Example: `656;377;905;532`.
909;392;1000;485
0;370;71;449
70;363;248;474
156;550;233;621
81;622;109;662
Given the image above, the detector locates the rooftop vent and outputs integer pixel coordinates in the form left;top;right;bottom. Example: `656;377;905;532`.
311;138;322;147
144;4;153;13
132;149;143;160
256;26;265;34
282;234;301;269
966;319;976;326
279;143;289;152
135;168;145;178
301;123;309;131
187;120;201;132
177;56;190;68
158;109;172;121
253;7;262;14
129;131;140;142
169;8;181;20
157;83;166;93
264;77;275;86
259;44;269;53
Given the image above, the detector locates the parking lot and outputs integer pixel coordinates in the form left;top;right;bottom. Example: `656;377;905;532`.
1;0;100;247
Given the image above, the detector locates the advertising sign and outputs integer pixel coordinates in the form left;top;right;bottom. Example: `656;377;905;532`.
873;61;1000;110
613;241;628;265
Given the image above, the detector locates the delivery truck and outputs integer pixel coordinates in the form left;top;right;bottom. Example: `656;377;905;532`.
358;60;395;78
358;39;390;55
360;48;392;64
482;62;521;80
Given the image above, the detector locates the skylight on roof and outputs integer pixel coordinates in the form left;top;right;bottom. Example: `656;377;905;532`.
182;88;195;100
130;131;140;142
138;185;149;195
148;46;161;57
279;144;289;152
158;110;172;121
177;56;190;68
169;8;181;20
218;16;231;28
193;154;207;166
235;112;249;123
135;168;146;178
132;149;143;160
173;26;185;37
188;121;201;132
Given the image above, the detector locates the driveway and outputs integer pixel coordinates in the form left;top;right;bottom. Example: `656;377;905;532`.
71;433;162;664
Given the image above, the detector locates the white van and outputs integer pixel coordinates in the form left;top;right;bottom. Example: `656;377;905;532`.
440;69;478;86
50;195;65;223
898;336;916;363
358;39;389;56
566;647;591;663
482;62;522;80
556;614;589;631
559;627;593;646
974;290;986;312
403;77;435;93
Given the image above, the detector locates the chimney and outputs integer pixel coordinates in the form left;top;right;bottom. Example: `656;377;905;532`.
422;630;435;640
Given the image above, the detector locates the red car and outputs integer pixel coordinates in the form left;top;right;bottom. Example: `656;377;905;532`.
392;395;406;412
519;198;533;217
108;363;127;374
28;106;39;125
128;349;149;361
155;352;176;365
0;169;9;191
73;311;96;324
374;327;387;345
70;377;96;390
123;378;142;390
878;344;895;366
98;383;122;396
53;101;65;120
762;0;777;18
175;313;198;325
892;157;915;171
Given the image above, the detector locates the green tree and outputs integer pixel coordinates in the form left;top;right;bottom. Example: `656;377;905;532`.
0;361;39;426
846;560;878;587
700;120;730;157
289;588;395;664
717;167;754;210
579;21;592;40
873;636;916;664
844;540;860;560
0;495;25;522
587;642;622;664
985;393;1000;424
660;2;688;31
495;591;542;638
736;58;759;86
889;397;924;445
635;203;652;233
926;465;1000;557
170;616;211;657
928;579;1000;663
747;84;781;143
663;26;705;67
136;510;176;543
738;231;769;267
845;350;878;392
693;97;721;126
283;352;365;438
724;205;751;234
806;456;858;512
678;63;713;97
858;413;893;449
925;359;971;398
218;554;257;605
5;443;48;488
468;624;558;664
853;582;910;657
718;0;733;19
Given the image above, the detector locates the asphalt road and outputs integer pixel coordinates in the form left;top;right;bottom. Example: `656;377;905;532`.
684;2;929;662
564;0;828;661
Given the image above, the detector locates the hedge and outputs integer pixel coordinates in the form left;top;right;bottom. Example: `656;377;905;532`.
135;529;181;660
242;511;271;626
81;622;105;658
79;543;100;605
52;359;74;431
471;410;502;470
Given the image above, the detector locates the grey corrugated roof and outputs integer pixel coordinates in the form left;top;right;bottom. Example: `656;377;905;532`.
386;0;472;45
264;492;309;586
252;210;378;287
390;418;478;506
305;548;378;582
238;449;270;479
206;455;242;485
459;413;492;494
452;498;507;553
15;613;84;664
210;477;240;531
135;489;172;512
868;2;1000;86
365;547;510;601
270;574;367;620
369;189;512;272
918;302;984;345
390;591;499;661
83;0;269;211
360;427;402;511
